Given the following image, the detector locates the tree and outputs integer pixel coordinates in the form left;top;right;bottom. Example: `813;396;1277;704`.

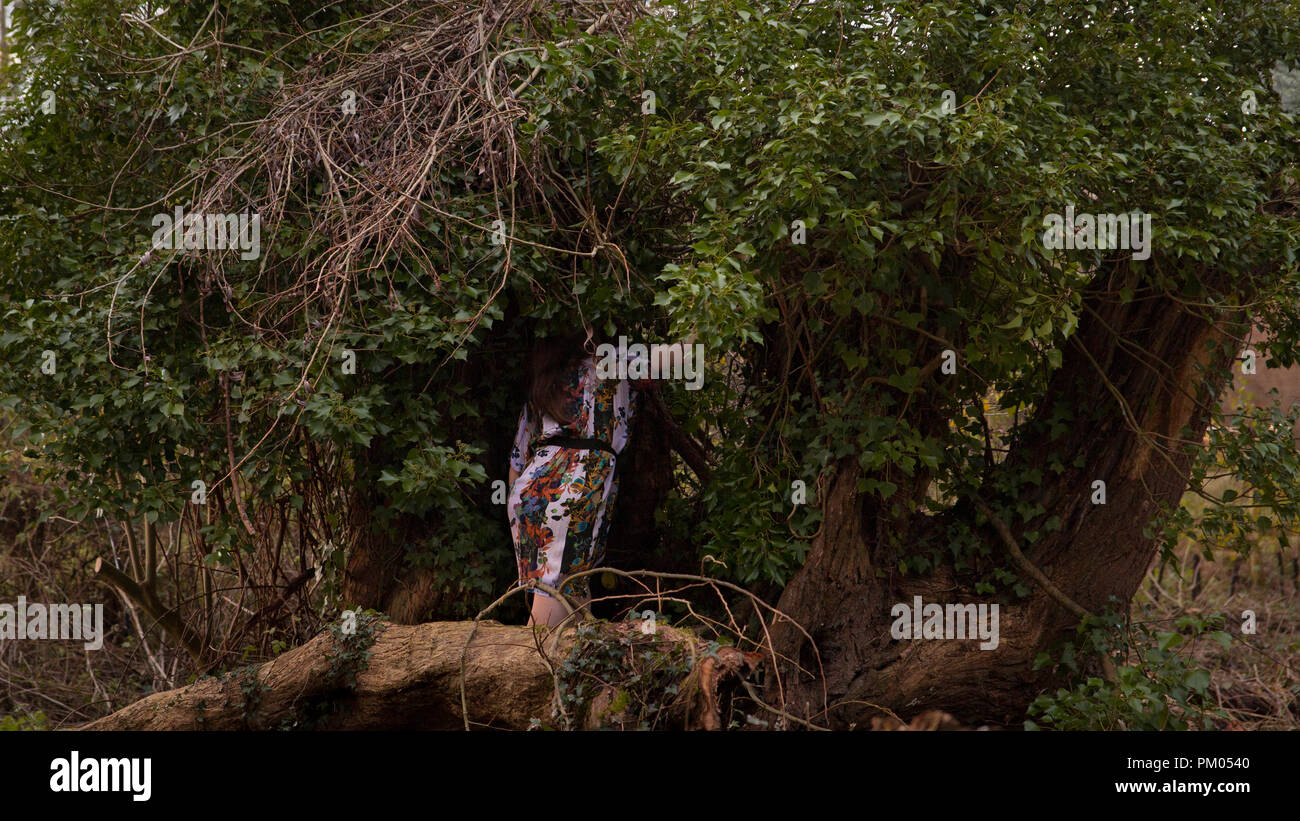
83;617;764;731
2;0;1298;729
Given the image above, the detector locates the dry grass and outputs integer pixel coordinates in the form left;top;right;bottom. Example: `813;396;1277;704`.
1135;529;1300;730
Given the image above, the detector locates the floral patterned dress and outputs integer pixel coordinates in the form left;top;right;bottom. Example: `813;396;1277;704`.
508;351;641;601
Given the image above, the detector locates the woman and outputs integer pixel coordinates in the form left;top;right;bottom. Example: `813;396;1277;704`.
507;327;694;627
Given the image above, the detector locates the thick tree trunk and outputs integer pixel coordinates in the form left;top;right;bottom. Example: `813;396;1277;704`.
769;279;1245;728
341;440;413;616
341;438;452;625
82;620;762;731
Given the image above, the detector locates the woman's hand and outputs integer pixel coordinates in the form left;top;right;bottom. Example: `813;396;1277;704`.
508;467;520;490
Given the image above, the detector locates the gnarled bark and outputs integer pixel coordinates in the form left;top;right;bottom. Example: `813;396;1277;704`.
769;280;1246;728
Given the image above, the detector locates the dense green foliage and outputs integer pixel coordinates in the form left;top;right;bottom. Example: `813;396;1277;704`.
1;0;1298;727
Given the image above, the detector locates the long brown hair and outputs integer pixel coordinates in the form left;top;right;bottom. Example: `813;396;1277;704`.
528;330;594;425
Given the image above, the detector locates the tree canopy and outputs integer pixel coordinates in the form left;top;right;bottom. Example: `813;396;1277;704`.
1;0;1298;730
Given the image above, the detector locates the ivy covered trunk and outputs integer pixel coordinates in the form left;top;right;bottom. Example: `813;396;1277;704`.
769;280;1247;727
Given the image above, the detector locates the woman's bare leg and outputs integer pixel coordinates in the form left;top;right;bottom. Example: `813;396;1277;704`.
527;589;594;627
528;594;569;627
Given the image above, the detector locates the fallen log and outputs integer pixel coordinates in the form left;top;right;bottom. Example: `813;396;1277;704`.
82;617;764;731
